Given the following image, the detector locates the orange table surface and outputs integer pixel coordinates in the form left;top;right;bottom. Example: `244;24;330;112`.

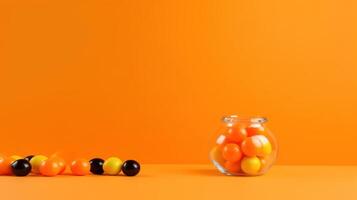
1;165;356;200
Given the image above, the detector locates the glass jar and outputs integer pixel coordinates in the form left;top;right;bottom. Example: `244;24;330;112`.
210;115;277;176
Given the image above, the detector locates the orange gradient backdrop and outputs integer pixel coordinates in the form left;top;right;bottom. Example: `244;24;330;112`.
0;0;357;164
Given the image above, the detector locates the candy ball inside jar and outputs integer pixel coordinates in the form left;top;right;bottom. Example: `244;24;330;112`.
103;157;123;175
246;124;266;137
224;161;241;174
241;156;261;175
225;126;247;144
11;159;32;176
241;135;272;157
122;160;140;176
222;143;242;162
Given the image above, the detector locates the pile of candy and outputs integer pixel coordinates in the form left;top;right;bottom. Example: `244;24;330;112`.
211;124;276;176
0;155;140;177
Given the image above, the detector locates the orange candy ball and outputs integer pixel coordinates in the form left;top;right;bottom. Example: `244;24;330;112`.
0;156;15;175
51;157;66;174
225;126;247;144
224;161;241;173
71;159;90;176
222;143;242;162
241;138;259;157
241;135;272;157
39;159;62;176
246;125;266;137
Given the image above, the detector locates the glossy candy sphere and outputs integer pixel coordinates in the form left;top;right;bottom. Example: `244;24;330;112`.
222;143;242;162
241;137;259;157
71;159;90;176
241;156;261;175
0;156;14;175
224;161;241;174
30;155;48;174
241;135;272;157
246;125;266;137
39;159;61;176
225;126;247;144
11;159;32;176
89;158;104;175
210;115;277;176
103;157;123;175
58;160;66;174
51;157;66;174
122;160;140;176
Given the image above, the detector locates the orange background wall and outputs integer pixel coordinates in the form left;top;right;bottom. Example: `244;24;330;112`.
0;0;356;164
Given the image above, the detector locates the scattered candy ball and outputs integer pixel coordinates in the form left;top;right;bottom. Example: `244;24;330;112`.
222;143;242;162
50;156;66;174
0;156;14;175
122;160;140;176
71;159;90;176
30;155;48;174
39;159;61;176
89;158;104;175
241;156;261;175
24;155;34;161
103;157;123;175
0;153;140;177
11;159;32;176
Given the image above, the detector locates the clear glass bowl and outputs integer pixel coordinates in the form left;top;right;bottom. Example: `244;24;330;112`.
210;115;278;176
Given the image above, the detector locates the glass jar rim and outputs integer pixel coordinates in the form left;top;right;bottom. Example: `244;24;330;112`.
222;115;267;125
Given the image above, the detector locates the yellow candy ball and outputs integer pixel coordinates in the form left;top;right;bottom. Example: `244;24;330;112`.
257;135;272;156
261;142;272;156
103;157;123;175
10;155;22;160
241;156;261;175
30;155;48;174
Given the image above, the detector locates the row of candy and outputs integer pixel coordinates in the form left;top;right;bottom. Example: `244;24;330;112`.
0;155;140;177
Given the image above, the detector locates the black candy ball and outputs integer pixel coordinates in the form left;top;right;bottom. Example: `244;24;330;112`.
122;160;140;176
89;158;104;175
11;159;32;176
24;155;34;161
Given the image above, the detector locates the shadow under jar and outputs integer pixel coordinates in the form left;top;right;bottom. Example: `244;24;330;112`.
210;115;278;176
